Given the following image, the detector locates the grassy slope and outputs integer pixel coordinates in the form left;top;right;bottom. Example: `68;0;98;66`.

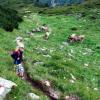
0;0;100;100
0;30;49;100
24;13;100;99
0;0;33;8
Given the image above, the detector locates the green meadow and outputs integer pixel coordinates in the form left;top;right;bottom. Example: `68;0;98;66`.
0;0;100;100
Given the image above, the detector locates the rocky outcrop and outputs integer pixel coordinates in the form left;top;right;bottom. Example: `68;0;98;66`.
35;0;84;7
0;77;17;100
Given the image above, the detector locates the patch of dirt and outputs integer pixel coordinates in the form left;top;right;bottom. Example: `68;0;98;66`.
24;73;60;100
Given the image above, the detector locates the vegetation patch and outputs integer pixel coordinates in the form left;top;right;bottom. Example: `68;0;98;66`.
0;6;22;31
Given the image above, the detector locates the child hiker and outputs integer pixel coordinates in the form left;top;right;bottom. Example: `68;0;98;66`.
10;46;25;78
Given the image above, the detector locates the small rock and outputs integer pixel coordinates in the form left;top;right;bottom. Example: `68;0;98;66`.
25;10;31;13
43;54;51;58
94;88;98;91
27;93;40;100
43;80;51;87
69;79;75;83
79;26;82;27
86;87;89;90
62;42;69;46
59;45;64;50
65;94;80;100
84;63;89;67
70;74;76;80
24;16;27;18
65;96;70;99
14;96;17;99
70;49;74;54
49;90;60;100
35;47;48;55
64;77;66;79
82;52;87;55
34;62;44;66
85;48;92;53
68;53;73;57
49;49;54;53
68;58;72;61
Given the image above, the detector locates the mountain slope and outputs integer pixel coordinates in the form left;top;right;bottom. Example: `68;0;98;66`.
0;0;33;9
0;0;100;100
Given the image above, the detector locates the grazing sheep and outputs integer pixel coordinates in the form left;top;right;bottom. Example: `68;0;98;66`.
68;34;85;43
42;24;52;40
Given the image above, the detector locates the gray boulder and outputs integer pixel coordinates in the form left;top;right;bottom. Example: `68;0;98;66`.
27;93;40;100
0;77;17;100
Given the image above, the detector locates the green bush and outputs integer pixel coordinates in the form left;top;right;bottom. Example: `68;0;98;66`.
0;5;22;31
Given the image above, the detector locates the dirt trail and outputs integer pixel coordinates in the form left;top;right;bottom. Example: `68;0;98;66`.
23;72;60;100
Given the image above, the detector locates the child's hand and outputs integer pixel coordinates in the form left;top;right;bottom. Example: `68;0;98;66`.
9;50;13;55
17;58;20;60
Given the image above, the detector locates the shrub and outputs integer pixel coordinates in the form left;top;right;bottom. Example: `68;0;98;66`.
0;5;23;31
